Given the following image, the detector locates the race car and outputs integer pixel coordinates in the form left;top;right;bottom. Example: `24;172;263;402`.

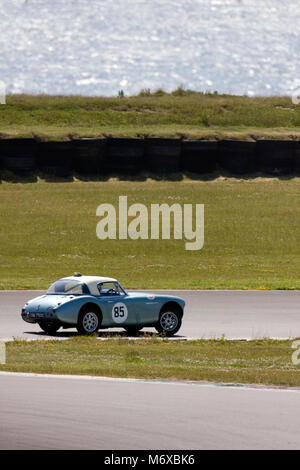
21;274;185;336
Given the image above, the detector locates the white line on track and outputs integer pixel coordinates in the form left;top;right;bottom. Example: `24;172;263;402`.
0;336;294;343
0;370;300;393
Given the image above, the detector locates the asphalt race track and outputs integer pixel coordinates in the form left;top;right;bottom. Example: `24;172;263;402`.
1;290;300;450
1;372;300;450
0;290;300;340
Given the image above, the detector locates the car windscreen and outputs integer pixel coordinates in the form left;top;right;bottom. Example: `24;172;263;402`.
47;280;86;295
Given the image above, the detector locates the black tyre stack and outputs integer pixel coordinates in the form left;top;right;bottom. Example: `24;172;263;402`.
181;140;218;174
0;137;299;177
106;138;145;175
218;140;256;174
37;141;74;177
256;140;295;175
0;138;37;176
294;141;300;174
146;138;181;173
72;138;107;177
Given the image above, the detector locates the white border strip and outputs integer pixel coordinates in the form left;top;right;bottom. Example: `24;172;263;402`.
0;336;294;343
0;371;300;393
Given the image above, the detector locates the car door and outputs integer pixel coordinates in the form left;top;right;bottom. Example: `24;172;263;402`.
96;282;138;327
130;294;161;325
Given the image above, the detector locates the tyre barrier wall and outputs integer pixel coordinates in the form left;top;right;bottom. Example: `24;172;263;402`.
218;140;256;174
0;138;300;176
295;142;300;173
146;138;181;173
107;138;145;174
256;140;295;175
0;138;37;175
37;141;73;177
181;141;218;173
72;138;107;176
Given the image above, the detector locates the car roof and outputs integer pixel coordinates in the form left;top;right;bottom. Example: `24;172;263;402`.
60;275;118;296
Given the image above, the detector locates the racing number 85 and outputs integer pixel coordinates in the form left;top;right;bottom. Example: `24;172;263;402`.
114;305;125;318
112;302;128;324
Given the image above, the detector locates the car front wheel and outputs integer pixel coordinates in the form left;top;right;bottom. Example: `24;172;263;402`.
77;308;100;335
155;307;182;337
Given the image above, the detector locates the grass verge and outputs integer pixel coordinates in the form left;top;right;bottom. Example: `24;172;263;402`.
1;337;300;387
1;93;300;140
0;178;299;290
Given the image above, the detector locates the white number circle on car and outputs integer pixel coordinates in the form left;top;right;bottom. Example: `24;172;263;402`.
112;302;128;324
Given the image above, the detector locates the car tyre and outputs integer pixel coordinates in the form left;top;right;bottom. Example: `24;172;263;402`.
77;307;100;335
38;323;61;335
155;306;182;337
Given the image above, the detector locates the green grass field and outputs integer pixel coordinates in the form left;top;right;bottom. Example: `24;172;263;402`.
1;337;300;387
0;178;299;290
1;92;300;140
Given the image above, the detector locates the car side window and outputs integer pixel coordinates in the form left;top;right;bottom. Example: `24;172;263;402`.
82;284;90;295
97;282;120;296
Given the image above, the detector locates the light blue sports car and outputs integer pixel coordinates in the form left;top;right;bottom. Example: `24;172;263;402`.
21;274;185;336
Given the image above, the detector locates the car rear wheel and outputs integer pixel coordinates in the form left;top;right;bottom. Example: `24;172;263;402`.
38;323;61;335
125;326;142;337
155;307;182;337
77;308;100;335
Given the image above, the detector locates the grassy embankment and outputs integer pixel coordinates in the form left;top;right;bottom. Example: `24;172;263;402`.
1;337;300;387
1;91;300;140
0;179;299;290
